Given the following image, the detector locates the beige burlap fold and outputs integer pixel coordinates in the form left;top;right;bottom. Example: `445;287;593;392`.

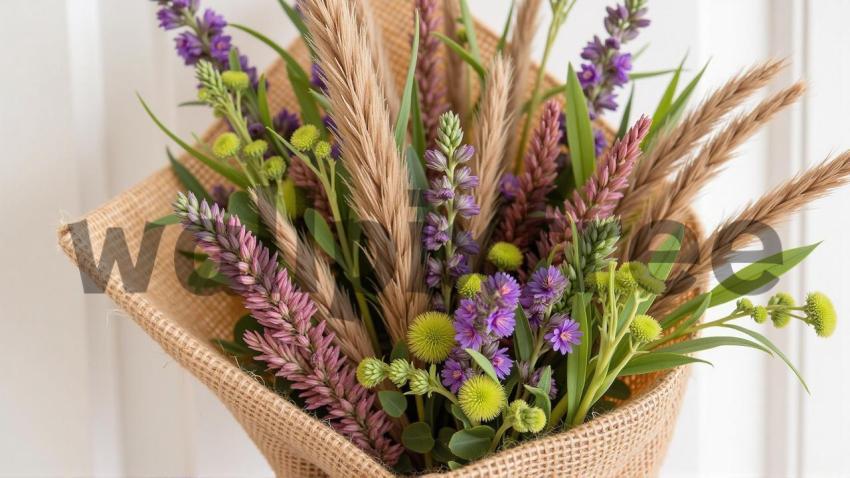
58;1;704;475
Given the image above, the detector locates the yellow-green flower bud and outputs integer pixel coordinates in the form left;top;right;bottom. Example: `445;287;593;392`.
751;305;768;324
197;87;210;102
586;271;611;294
458;376;506;423
388;358;413;387
356;357;388;388
487;242;523;271
456;273;485;298
408;369;431;396
805;292;837;337
243;139;268;160
408;312;456;363
221;70;250;91
508;399;529;425
291;125;320;152
768;292;794;328
630;314;662;343
313;140;332;160
736;298;754;314
212;132;241;159
262;156;286;182
515;406;546;433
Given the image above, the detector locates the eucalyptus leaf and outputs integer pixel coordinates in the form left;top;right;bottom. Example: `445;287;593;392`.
565;63;596;187
433;427;458;463
465;348;501;383
619;352;712;376
450;403;472;429
448;426;494;460
378;390;408;418
720;323;810;393
402;422;435;453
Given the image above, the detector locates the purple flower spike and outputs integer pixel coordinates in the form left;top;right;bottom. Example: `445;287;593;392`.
175;32;203;64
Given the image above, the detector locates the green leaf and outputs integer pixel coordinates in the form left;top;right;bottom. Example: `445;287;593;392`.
565;63;596;187
411;87;427;161
230;23;310;83
402;422;435;453
647;59;709;146
448;461;463;470
655;336;772;356
524;366;552;420
450;403;472;429
648;55;685;143
212;338;252;356
277;0;314;57
146;213;180;230
458;0;481;62
433;427;459;463
660;292;707;329
227;191;262;236
720;323;810;393
391;340;409;361
629;68;681;80
448;426;494;460
406;146;428;196
647;222;685;282
566;293;591;423
513;306;534;361
619;352;712;376
433;32;486;79
605;379;631;400
303;209;344;266
287;63;325;130
138;95;249;188
256;73;273;127
709;243;819;307
668;291;712;333
233;314;263;345
378;390;408;418
395;12;420;151
167;149;212;203
616;84;635;139
496;0;516;53
465;348;501;383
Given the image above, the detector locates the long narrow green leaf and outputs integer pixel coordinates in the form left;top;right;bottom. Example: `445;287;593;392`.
405;146;428;193
513;306;534;361
629;69;681;80
619;352;712;376
287;63;325;129
304;209;345;267
647;55;686;141
433;33;486;79
138;95;249;188
496;1;516;53
167;149;212;203
522;84;567;113
565;63;596;187
458;0;481;62
660;293;707;329
720;324;810;393
671;291;712;333
411;87;426;160
566;293;591;422
231;24;308;80
465;348;501;383
655;336;772;356
616;84;635;139
256;73;273;127
709;243;820;306
647;222;684;282
395;12;420;151
277;0;315;57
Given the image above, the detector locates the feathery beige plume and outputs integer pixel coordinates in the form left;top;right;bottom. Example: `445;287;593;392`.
504;0;542;163
466;55;514;245
353;0;400;120
253;190;375;362
619;59;786;218
302;0;428;343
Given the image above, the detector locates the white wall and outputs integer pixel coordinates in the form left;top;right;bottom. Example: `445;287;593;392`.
1;0;847;476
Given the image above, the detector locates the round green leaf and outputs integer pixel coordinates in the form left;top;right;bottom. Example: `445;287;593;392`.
448;426;495;460
402;422;434;454
377;390;408;418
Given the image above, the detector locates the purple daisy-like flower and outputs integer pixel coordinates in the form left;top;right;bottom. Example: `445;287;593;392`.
175;31;203;64
488;347;513;379
484;272;521;311
521;266;568;325
441;356;471;393
499;173;521;201
208;33;233;64
485;308;516;338
454;307;484;349
546;314;583;355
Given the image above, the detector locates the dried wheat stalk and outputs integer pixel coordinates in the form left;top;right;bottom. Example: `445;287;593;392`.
302;0;428;342
252;191;375;362
504;0;542;162
354;0;399;120
629;82;805;259
660;150;850;305
467;55;514;245
618;59;785;218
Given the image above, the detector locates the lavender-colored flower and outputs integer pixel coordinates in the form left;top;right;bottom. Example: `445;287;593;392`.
173;193;403;464
578;63;601;88
157;7;182;29
423;212;450;251
483;272;521;311
530;367;558;399
454;301;484;349
311;62;327;93
209;33;233;64
454;194;480;218
210;183;234;208
546;314;583;355
175;32;203;64
426;257;444;288
238;53;259;87
454;231;480;256
594;129;608;157
488;346;513;380
610;52;632;85
441;348;473;393
485;308;515;338
499;173;521;201
274;108;301;140
200;8;226;34
520;266;568;326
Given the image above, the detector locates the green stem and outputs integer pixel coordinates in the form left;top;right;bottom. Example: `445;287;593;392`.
489;419;513;453
414;395;434;468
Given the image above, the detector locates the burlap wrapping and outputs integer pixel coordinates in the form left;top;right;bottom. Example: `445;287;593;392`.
58;1;705;475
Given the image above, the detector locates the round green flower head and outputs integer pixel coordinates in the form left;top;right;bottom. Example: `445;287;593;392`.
617;262;665;295
736;298;754;314
768;292;794;328
508;399;529;422
243;139;268;160
586;271;611;294
388;358;413;387
262;156;286;182
805;292;837;337
313;140;332;160
356;357;388;388
630;314;662;343
221;70;250;91
290;125;320;152
456;273;485;298
408;312;456;363
212;132;241;159
408;369;431;396
458;375;507;423
487;242;523;271
516;406;546;433
751;305;768;324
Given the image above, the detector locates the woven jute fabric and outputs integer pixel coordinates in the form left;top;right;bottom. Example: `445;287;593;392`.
58;1;704;476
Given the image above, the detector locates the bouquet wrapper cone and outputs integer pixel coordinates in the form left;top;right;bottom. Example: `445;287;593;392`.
58;1;705;475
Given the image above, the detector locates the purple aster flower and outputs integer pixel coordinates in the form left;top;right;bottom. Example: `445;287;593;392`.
521;266;568;325
157;7;183;30
483;272;521;311
546;314;583;355
200;8;226;34
441;355;471;393
485;308;515;338
175;32;203;64
499;173;521;201
487;347;513;380
274;108;301;139
579;63;601;88
208;33;232;64
454;305;484;349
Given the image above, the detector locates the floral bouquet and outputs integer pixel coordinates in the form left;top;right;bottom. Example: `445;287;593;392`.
60;0;847;476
